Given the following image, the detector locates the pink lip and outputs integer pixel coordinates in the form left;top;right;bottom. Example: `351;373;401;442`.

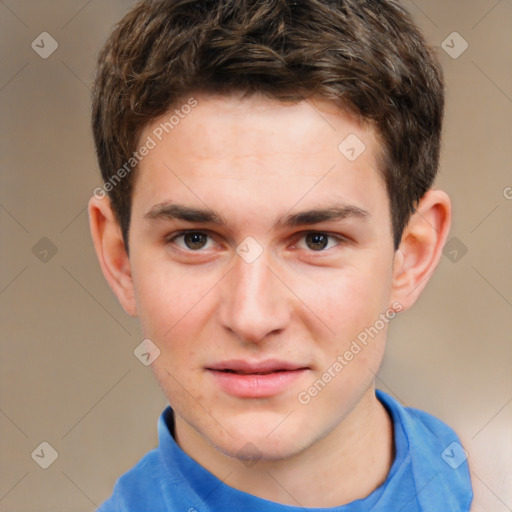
206;359;309;398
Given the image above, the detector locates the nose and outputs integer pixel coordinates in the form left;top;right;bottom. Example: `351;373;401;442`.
218;250;290;344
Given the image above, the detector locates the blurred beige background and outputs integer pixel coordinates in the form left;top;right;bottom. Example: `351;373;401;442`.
1;1;511;510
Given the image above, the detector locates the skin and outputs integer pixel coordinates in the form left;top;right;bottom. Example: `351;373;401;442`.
89;92;451;507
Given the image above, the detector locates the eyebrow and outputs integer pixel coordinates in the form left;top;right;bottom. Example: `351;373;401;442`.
144;202;370;229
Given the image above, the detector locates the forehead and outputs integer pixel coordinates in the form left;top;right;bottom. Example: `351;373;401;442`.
132;93;389;228
144;93;381;169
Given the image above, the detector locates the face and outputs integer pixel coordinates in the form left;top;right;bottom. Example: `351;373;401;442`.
127;93;400;461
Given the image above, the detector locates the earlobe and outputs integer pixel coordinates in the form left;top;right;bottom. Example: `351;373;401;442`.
88;195;138;317
390;189;451;311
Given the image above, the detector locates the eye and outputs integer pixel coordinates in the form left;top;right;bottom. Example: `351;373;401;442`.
165;230;348;254
166;231;216;251
294;232;345;252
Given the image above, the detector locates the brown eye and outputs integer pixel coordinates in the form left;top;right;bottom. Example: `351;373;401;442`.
293;231;351;253
183;232;208;250
304;233;330;251
167;231;213;251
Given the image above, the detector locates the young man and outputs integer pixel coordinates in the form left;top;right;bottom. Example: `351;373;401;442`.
88;0;473;510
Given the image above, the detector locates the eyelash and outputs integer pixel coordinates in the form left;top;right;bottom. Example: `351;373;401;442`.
165;230;349;254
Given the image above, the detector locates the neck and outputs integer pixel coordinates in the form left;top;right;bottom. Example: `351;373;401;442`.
174;386;394;508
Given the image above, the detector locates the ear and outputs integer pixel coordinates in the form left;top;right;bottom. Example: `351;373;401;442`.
88;195;138;317
389;189;451;312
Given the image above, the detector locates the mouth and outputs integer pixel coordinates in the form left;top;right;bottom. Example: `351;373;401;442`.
205;359;310;398
217;369;297;375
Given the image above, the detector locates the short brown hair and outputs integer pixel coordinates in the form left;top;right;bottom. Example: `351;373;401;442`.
92;0;444;252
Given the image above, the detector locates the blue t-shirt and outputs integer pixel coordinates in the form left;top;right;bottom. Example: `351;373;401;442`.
98;390;473;511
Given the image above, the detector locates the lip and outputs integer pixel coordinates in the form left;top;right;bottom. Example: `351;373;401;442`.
206;359;310;398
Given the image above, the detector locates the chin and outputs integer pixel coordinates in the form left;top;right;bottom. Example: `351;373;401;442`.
217;433;306;463
211;411;316;462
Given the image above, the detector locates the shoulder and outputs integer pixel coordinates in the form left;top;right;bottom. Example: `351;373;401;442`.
377;390;474;512
98;448;168;512
377;389;464;447
98;406;188;512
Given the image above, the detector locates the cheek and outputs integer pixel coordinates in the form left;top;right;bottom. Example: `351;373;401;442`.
299;270;390;410
295;261;390;338
132;258;213;339
132;262;222;402
139;268;209;402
